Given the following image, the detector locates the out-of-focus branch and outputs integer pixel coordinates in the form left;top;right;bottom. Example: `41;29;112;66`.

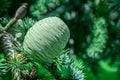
38;5;67;19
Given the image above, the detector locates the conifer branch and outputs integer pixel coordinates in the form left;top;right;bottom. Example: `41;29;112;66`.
86;18;108;58
4;3;28;31
44;50;85;80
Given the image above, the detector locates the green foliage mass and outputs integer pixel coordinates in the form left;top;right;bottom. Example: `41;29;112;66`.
55;50;84;80
86;17;108;58
0;0;120;80
30;0;68;18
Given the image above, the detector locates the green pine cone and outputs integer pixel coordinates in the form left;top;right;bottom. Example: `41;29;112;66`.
23;17;70;62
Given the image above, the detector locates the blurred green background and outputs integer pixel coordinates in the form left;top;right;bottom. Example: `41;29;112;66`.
0;0;120;80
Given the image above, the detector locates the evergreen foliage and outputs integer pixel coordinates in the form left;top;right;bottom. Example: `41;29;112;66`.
0;0;120;80
55;50;84;80
86;18;108;58
30;0;69;18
